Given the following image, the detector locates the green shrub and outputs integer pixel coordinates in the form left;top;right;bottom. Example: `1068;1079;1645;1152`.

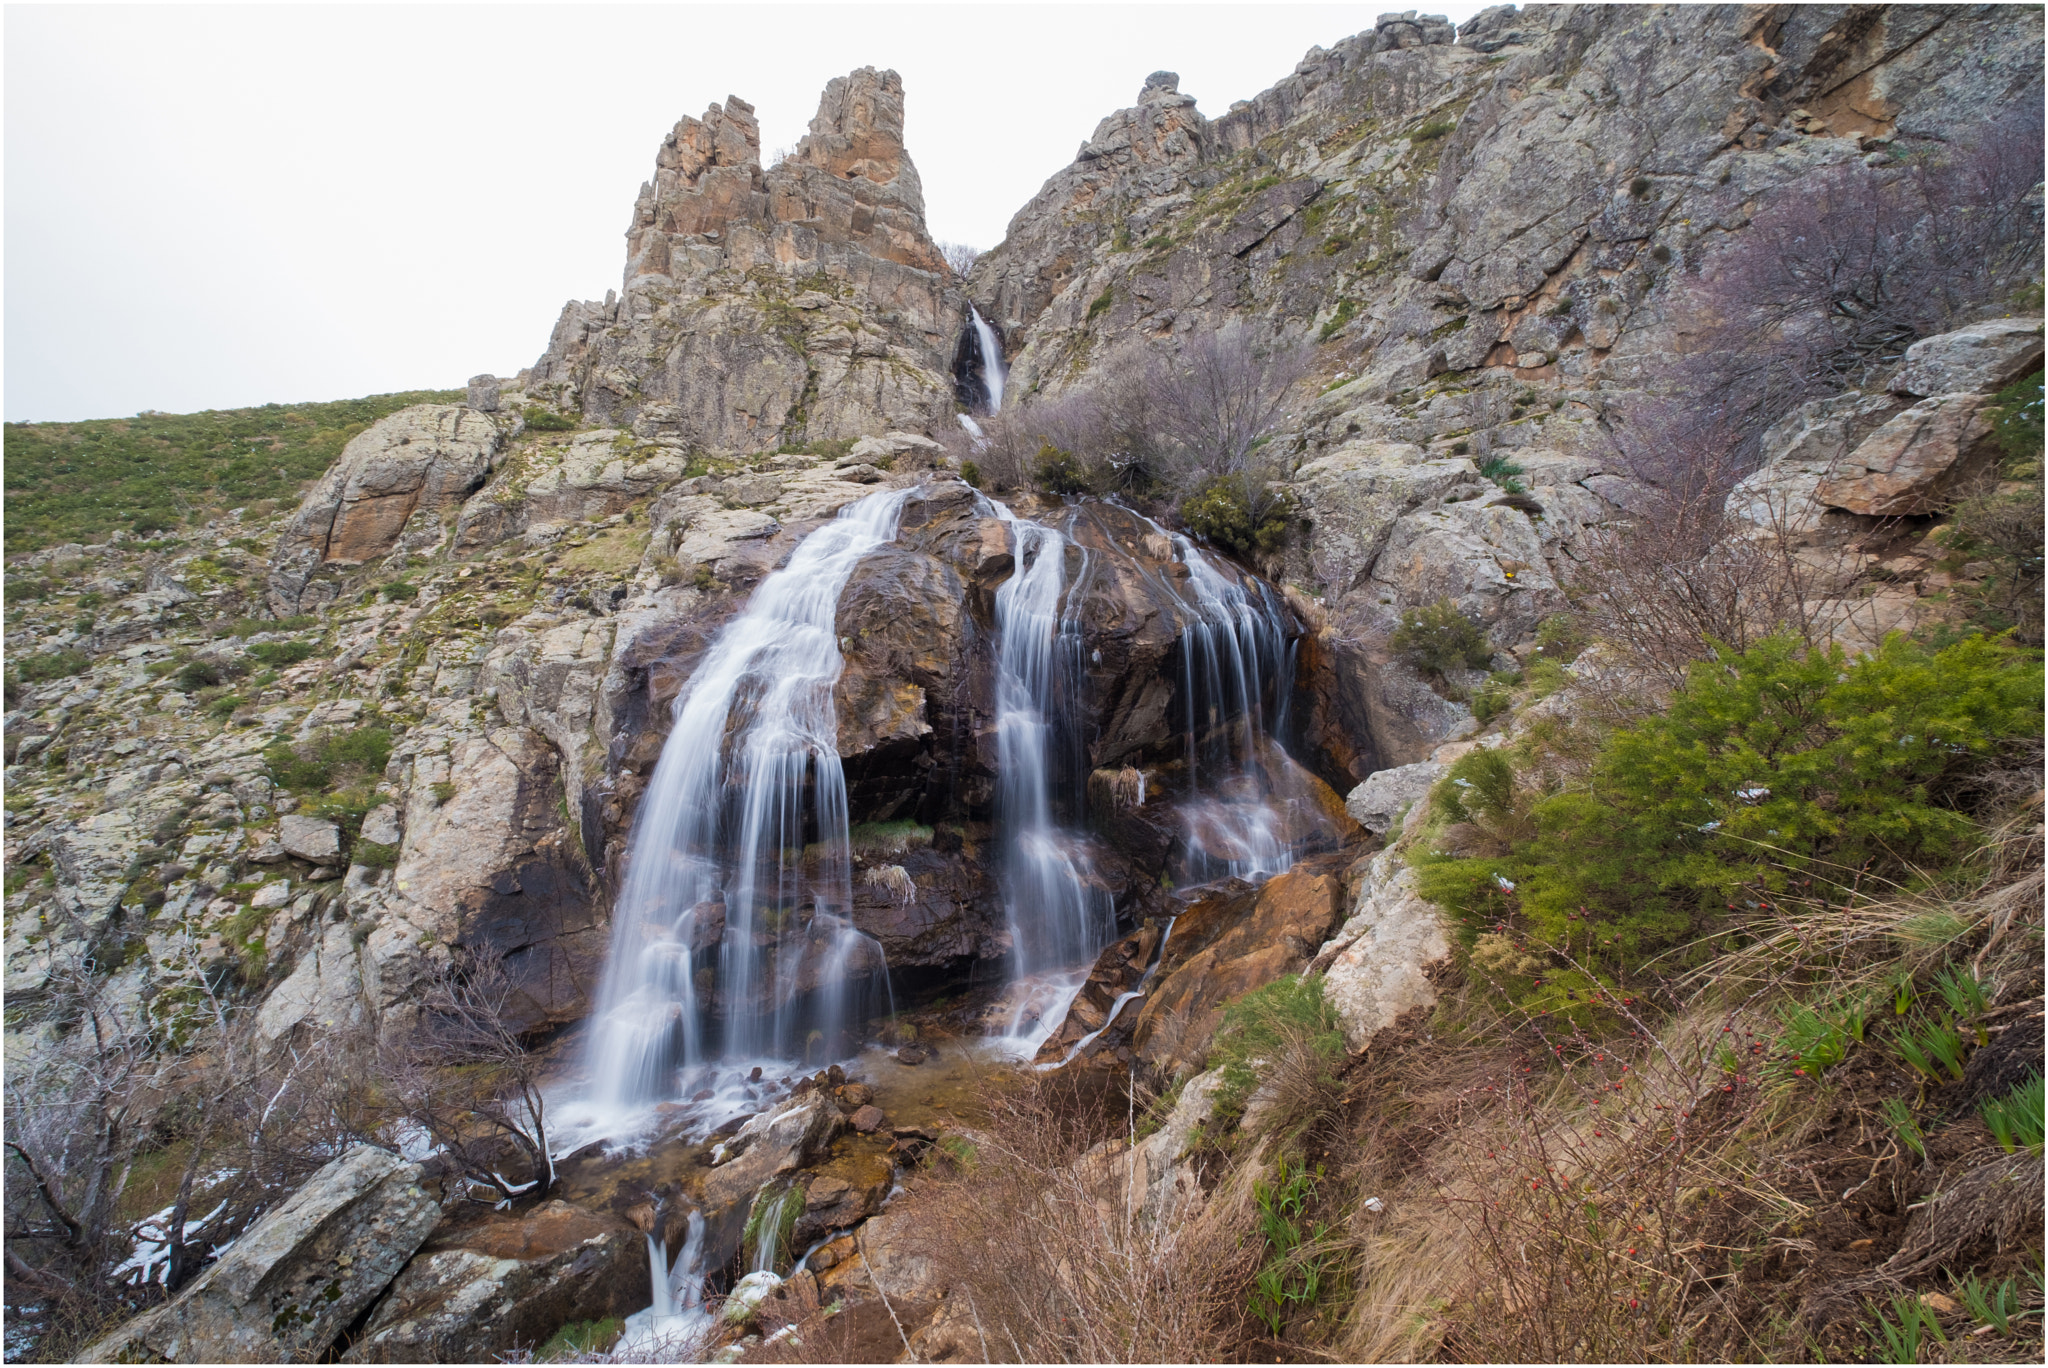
323;726;392;777
537;1319;623;1361
1533;613;1590;664
1412;119;1456;142
172;659;224;692
206;693;246;721
1033;443;1091;497
246;640;316;668
379;580;418;602
1476;455;1526;493
263;743;331;793
1248;1153;1338;1337
1318;298;1358;343
959;460;983;489
1179;476;1293;557
1989;368;2043;469
1389;600;1492;679
1470;672;1519;724
351;840;399;869
521;406;577;432
1421;634;2042;1008
13;650;91;684
1086;286;1115;322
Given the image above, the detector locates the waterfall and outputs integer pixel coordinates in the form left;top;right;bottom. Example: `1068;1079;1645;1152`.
970;307;1005;413
1165;529;1301;884
617;1210;709;1359
579;487;915;1116
989;507;1114;1046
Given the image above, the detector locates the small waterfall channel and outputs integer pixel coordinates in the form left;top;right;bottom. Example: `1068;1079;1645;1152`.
616;1210;712;1358
576;487;915;1124
956;306;1006;444
988;507;1115;1048
1170;531;1300;882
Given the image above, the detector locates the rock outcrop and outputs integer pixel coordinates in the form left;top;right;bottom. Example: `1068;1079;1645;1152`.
347;1202;646;1363
523;69;961;452
268;406;507;614
80;1146;439;1364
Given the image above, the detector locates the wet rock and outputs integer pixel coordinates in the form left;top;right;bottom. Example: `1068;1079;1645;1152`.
895;1045;926;1065
80;1145;438;1364
1033;923;1162;1065
278;815;342;863
850;1104;888;1133
346;1201;645;1363
1890;318;2043;398
1131;860;1349;1074
699;1095;846;1271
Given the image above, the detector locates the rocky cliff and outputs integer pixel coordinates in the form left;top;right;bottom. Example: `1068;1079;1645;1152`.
522;67;963;454
4;14;2040;1365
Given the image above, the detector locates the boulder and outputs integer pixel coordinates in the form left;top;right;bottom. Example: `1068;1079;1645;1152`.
699;1095;846;1271
1313;847;1452;1050
80;1145;439;1364
1131;861;1349;1074
1344;760;1442;835
279;815;342;863
1816;393;1999;517
1725;392;1905;535
345;1201;645;1363
267;406;502;614
1287;442;1483;595
1889;318;2044;398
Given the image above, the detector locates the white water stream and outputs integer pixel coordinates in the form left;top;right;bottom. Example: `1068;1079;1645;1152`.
969;306;1006;413
575;488;915;1124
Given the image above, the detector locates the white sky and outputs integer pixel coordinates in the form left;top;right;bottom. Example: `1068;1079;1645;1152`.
4;1;1482;422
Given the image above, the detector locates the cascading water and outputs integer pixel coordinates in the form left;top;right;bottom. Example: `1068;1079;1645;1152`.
988;506;1115;1048
970;307;1006;413
1162;529;1303;883
616;1210;711;1358
577;488;915;1118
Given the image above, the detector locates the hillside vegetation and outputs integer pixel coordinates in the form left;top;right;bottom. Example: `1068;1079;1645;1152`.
2;390;462;553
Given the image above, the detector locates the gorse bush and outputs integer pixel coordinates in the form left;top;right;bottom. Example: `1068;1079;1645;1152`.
1180;475;1293;557
263;726;392;794
520;405;577;432
245;640;316;668
1032;442;1091;496
1389;599;1492;680
1418;632;2042;1007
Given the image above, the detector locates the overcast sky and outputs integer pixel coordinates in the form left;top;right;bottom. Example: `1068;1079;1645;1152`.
5;1;1482;423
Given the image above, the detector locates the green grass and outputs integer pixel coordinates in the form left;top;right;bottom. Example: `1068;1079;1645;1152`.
537;1318;623;1360
3;388;462;552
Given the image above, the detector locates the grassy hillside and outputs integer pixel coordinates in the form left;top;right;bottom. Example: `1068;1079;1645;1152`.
2;390;462;554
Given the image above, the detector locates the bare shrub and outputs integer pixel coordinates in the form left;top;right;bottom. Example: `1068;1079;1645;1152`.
383;945;558;1202
1666;111;2044;470
891;1069;1261;1362
936;241;981;276
4;938;384;1358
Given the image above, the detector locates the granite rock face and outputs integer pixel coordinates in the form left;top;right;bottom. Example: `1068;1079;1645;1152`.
267;406;507;614
964;4;2039;768
80;1146;439;1364
347;1202;646;1364
524;68;961;454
